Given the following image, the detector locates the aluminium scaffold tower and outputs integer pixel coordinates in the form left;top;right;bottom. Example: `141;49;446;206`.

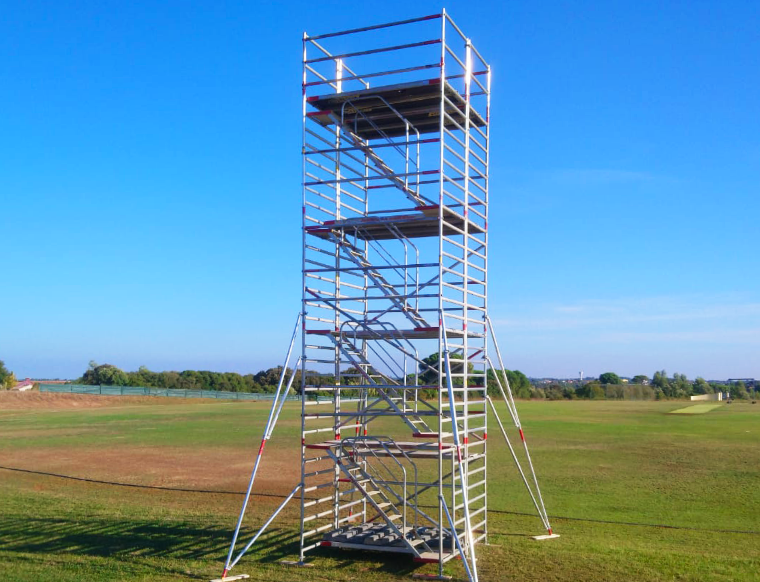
217;11;557;582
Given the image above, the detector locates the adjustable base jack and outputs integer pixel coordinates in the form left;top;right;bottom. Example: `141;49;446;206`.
210;574;249;582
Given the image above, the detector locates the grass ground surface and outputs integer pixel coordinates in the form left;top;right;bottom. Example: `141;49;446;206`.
0;393;758;581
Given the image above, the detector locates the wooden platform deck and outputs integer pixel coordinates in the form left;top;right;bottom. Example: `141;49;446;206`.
306;78;486;140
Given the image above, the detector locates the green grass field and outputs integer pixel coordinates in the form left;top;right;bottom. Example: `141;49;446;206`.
0;395;758;582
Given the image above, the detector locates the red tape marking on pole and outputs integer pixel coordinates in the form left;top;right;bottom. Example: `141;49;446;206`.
519;428;525;441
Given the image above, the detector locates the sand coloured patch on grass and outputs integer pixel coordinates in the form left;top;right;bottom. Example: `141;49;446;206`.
0;391;219;410
669;403;723;414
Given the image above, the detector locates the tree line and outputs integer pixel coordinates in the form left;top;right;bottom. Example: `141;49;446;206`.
78;361;312;393
532;370;756;401
74;361;756;401
76;357;529;398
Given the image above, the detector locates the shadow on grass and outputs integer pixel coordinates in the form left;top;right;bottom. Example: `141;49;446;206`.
0;516;304;564
0;515;438;578
0;515;231;561
242;528;426;576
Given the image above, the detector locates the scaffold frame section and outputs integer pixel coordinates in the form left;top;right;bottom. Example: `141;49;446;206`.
218;11;555;582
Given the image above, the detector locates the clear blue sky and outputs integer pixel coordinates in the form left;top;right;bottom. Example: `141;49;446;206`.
1;1;758;380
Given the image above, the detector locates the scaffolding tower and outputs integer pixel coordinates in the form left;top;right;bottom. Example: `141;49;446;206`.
219;12;555;582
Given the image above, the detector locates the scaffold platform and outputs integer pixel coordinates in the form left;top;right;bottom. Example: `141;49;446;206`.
305;205;486;240
321;523;458;561
306;78;486;140
304;326;485;341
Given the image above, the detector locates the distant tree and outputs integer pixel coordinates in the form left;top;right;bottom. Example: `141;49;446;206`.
632;375;649;385
246;373;258;392
710;381;728;395
179;370;201;390
582;382;605;400
507;369;532;398
81;363;128;386
630;384;656;400
254;366;293;392
485;368;532;398
652;370;670;391
672;373;692;397
3;371;17;390
486;368;506;396
599;372;621;385
163;371;182;389
0;360;11;388
604;384;626;399
545;383;564;400
693;377;712;395
732;381;749;400
563;385;578;399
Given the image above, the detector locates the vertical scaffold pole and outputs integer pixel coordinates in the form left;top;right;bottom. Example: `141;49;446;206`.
299;29;309;565
441;310;478;582
437;10;447;577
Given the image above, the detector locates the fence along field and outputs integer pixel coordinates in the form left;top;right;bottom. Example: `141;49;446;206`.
40;383;302;401
0;395;758;582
